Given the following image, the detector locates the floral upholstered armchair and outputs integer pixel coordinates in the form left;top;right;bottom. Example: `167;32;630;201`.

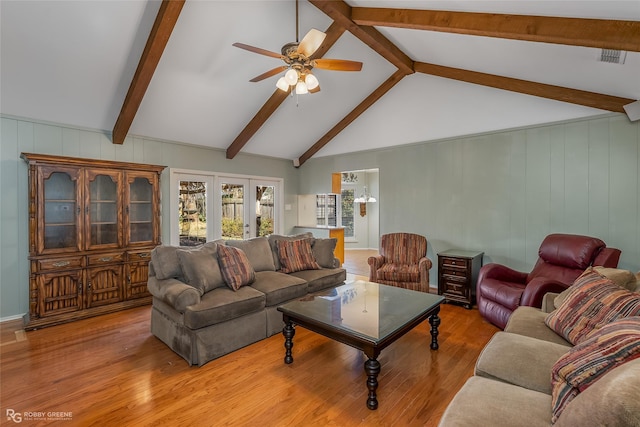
368;232;432;293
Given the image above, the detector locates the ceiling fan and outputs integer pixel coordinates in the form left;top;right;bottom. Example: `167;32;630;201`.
232;0;362;95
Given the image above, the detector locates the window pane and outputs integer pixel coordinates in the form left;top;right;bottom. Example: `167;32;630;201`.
179;181;207;246
341;189;355;238
256;185;274;237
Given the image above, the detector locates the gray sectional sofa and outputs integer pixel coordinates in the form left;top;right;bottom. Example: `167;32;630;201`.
147;233;346;366
439;267;640;427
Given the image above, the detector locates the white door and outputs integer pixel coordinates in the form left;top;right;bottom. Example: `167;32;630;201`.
169;172;214;246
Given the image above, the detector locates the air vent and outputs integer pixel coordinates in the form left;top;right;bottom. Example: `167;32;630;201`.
599;49;626;64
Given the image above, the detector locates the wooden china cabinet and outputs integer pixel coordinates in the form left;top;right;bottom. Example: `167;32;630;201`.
21;153;166;330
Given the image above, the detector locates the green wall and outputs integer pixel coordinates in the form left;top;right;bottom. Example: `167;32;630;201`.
0;116;300;319
1;113;639;319
301;114;640;284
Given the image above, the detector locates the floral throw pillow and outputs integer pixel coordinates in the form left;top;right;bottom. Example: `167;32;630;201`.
545;268;640;345
276;238;320;274
551;317;640;423
217;244;255;291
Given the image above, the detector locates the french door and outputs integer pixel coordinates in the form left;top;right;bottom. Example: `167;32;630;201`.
216;177;279;240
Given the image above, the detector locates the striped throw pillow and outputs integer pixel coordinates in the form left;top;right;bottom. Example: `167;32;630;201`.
545;269;640;345
551;317;640;424
276;238;320;274
217;244;255;291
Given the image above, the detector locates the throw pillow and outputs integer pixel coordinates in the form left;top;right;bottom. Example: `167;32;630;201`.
311;238;337;268
276;238;320;274
545;269;640;345
550;317;640;424
176;242;225;295
267;233;313;270
217;244;255;291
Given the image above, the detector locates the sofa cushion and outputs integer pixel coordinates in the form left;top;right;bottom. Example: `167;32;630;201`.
504;306;572;346
268;233;313;271
438;376;552;427
377;263;420;283
475;332;570;395
311;238;338;268
176;242;225;295
250;271;308;306
276;238;320;274
289;268;347;293
152;244;199;280
217;245;256;291
183;285;266;330
545;269;640;345
554;358;640;427
550;317;640;423
225;237;276;272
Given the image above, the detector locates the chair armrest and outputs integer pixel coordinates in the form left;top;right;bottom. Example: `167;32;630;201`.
368;255;384;281
520;277;568;308
147;275;201;313
541;292;561;313
593;247;621;268
419;257;433;286
477;263;528;284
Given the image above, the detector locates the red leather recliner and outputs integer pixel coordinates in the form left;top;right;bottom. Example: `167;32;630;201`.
477;233;621;329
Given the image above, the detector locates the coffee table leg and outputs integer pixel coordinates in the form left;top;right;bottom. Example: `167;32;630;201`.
364;358;381;410
429;308;441;350
283;320;295;364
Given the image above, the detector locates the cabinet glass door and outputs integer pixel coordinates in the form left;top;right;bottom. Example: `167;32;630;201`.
41;168;82;252
125;172;157;245
87;170;121;249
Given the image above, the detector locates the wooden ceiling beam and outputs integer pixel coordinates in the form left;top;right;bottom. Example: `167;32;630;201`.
112;0;185;145
226;23;345;159
309;1;414;75
414;62;635;113
297;70;406;167
352;8;640;52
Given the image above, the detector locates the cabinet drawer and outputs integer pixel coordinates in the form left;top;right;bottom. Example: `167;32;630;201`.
128;250;152;262
37;256;84;272
87;252;124;266
443;281;468;297
441;256;470;269
441;269;468;281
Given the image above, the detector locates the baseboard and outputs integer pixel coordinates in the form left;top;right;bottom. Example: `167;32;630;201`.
0;313;25;324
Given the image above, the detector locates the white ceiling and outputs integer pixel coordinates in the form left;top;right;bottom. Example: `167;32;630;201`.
1;1;639;162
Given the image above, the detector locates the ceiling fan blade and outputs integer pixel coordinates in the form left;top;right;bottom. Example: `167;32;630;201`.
313;59;363;72
233;42;282;59
297;28;326;57
249;66;287;82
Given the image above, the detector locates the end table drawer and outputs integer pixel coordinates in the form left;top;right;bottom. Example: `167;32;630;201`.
442;280;467;297
441;256;470;270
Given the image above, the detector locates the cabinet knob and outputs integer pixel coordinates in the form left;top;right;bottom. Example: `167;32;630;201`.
52;261;70;268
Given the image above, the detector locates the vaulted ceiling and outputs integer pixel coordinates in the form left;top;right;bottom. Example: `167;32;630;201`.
1;1;639;166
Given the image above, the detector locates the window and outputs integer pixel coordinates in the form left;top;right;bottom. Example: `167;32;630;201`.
341;188;355;238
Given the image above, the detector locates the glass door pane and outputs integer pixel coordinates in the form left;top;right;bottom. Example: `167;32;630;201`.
87;171;120;248
43;170;79;250
220;180;248;240
179;180;207;246
255;185;275;237
128;176;153;243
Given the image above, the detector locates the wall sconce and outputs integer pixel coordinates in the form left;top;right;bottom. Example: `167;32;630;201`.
353;186;376;217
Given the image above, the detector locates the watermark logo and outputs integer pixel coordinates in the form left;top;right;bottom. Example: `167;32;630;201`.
6;409;73;423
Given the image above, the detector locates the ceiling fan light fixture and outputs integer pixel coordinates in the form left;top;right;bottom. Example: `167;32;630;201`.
285;68;298;85
304;73;319;90
295;80;308;94
276;77;289;92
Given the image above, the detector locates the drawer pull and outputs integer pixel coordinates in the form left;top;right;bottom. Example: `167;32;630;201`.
99;257;113;262
137;253;150;259
52;261;70;268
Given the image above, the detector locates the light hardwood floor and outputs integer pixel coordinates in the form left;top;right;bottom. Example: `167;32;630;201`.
1;259;498;426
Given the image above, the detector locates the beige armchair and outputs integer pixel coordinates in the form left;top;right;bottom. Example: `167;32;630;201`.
368;232;432;293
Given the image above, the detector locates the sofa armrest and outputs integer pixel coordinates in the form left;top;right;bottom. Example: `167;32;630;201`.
418;257;432;287
368;255;384;281
541;292;560;313
520;277;568;308
147;275;201;313
593;247;621;268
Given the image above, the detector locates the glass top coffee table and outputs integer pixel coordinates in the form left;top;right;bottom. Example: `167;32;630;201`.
277;280;444;410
